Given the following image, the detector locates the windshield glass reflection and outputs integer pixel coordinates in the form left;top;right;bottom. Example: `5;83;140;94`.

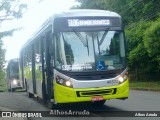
55;31;126;72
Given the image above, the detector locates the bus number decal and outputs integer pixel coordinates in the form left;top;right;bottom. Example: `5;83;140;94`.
106;80;119;85
62;64;92;71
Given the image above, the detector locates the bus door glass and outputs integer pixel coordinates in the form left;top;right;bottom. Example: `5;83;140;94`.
34;39;43;97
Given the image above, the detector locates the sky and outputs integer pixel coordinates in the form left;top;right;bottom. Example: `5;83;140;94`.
1;0;78;61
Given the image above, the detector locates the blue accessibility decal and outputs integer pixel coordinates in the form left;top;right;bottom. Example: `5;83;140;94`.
97;61;106;71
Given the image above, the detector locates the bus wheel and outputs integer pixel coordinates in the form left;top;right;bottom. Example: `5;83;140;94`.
11;88;15;92
93;100;106;106
47;101;58;109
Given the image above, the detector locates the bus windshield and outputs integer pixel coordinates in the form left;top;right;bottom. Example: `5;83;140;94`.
8;61;19;79
55;30;126;72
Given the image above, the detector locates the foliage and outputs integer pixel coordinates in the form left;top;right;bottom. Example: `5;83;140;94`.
130;81;160;91
0;0;27;82
76;0;160;25
126;21;151;70
144;18;160;58
76;0;160;81
144;18;160;72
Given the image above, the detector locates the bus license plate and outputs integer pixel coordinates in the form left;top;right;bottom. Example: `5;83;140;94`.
92;96;104;101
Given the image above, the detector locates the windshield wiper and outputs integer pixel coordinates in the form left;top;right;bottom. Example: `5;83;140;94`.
73;29;87;47
98;28;109;46
86;35;89;56
73;29;89;56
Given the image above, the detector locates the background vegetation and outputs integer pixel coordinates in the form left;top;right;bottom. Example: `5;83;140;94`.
75;0;160;82
0;0;160;91
0;0;27;91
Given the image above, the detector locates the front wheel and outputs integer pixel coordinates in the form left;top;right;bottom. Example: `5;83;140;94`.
92;100;106;106
11;88;15;92
47;101;59;109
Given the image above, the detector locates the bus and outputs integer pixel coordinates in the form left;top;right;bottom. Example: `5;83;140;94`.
6;58;23;92
19;9;129;108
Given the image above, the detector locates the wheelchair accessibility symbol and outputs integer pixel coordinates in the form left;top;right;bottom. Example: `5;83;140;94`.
97;61;105;71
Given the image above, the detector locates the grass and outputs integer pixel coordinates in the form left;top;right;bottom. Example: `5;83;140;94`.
129;81;160;91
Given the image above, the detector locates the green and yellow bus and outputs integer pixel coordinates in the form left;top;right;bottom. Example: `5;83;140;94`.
19;9;129;108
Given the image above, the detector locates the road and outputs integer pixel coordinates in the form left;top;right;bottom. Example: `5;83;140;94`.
0;90;160;120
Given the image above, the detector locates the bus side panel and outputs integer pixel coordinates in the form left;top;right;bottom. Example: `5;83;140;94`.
35;64;43;98
23;45;35;95
24;66;33;93
19;52;25;89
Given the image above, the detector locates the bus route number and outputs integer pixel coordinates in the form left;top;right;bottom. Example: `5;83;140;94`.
106;80;119;85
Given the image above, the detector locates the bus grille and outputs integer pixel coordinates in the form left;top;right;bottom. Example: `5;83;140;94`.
76;88;117;97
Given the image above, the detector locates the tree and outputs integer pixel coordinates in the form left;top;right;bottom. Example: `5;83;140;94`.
144;18;160;72
76;0;160;26
0;0;27;84
75;0;160;81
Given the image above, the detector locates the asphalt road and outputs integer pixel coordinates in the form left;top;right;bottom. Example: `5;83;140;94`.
0;90;160;120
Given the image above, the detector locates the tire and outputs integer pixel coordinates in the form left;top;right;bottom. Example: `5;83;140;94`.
92;100;106;106
47;101;59;109
11;88;15;92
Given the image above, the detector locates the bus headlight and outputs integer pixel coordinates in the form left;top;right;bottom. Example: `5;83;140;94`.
13;79;17;85
56;75;73;88
65;81;72;87
118;76;124;83
118;74;128;84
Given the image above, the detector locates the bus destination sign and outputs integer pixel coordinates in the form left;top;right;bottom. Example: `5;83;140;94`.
67;19;111;27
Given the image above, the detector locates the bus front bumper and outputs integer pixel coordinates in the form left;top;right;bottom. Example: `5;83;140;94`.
54;80;129;103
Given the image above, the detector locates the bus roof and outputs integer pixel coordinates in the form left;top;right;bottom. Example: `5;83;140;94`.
21;9;121;50
52;9;121;18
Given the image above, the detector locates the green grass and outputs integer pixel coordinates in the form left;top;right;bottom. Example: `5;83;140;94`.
130;81;160;91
